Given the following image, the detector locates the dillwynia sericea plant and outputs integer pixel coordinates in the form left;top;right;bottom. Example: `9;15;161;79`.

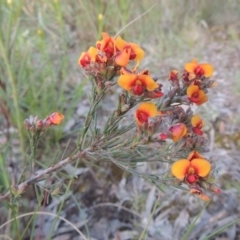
0;32;220;203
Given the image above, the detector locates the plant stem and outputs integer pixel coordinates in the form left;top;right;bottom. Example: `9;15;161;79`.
0;149;88;201
138;194;160;240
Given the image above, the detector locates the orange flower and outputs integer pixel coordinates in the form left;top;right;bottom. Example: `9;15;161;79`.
169;123;187;142
96;32;115;58
185;59;214;78
187;150;205;161
115;36;144;68
118;73;158;96
191;114;204;135
46;112;64;125
135;102;159;126
187;85;208;105
78;47;98;67
171;158;211;184
115;48;131;67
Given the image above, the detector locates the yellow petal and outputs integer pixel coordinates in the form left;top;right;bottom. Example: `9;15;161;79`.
137;102;159;117
117;74;137;91
200;63;214;77
191;114;204;128
191;158;211;177
187;86;208;105
135;102;159;125
185;62;198;73
130;43;145;61
115;48;130;67
196;90;208;105
187;85;198;97
115;36;128;50
171;159;190;180
138;75;158;91
88;47;98;61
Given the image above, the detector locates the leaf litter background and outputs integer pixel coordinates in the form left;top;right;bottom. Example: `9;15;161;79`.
1;1;240;239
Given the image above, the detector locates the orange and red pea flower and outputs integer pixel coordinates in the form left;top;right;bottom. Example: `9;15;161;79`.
191;114;204;135
171;158;211;184
115;36;144;68
96;32;115;58
185;59;214;78
118;73;159;96
78;47;98;68
187;85;208;106
135;102;159;126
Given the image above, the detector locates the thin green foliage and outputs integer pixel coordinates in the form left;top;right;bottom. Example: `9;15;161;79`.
181;201;210;240
203;217;240;240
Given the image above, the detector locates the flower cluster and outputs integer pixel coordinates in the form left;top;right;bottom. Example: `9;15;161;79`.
78;32;163;98
78;32;220;201
79;32;144;71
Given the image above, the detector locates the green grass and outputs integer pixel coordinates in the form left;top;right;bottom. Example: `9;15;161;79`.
0;0;240;239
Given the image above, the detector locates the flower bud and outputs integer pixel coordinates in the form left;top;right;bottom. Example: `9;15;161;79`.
147;116;162;137
169;123;187;142
45;112;64;125
24;119;32;130
169;70;178;81
36;119;44;129
209;184;220;194
159;133;168;140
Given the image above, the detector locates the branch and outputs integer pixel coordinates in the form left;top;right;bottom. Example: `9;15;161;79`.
0;149;88;201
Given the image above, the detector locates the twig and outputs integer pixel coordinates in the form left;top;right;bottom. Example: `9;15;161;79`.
0;149;88;201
